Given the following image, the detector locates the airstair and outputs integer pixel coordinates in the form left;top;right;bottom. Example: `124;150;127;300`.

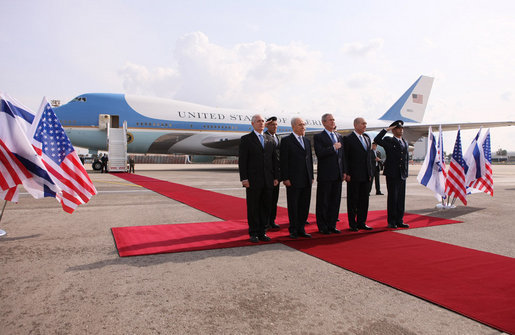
107;121;128;172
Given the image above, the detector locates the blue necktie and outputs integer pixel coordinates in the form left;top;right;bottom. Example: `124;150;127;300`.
259;134;264;148
330;132;337;144
299;136;305;149
359;135;367;150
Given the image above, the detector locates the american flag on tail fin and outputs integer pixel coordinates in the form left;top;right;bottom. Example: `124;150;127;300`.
29;99;97;213
469;129;493;196
445;127;468;205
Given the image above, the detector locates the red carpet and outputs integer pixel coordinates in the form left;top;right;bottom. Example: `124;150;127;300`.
111;211;460;257
283;233;515;334
111;173;515;333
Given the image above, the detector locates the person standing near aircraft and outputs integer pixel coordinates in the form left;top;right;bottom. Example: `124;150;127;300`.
128;155;135;173
344;117;374;231
374;120;410;229
280;117;314;239
264;116;281;230
100;154;108;173
314;113;345;234
369;142;384;195
238;114;279;243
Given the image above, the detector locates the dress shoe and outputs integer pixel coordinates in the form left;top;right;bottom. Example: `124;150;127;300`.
396;222;410;228
250;236;259;243
329;228;341;234
289;233;298;239
298;232;312;238
376;192;384;195
359;225;373;230
269;222;280;229
349;227;359;232
319;230;331;235
258;234;271;242
387;224;397;228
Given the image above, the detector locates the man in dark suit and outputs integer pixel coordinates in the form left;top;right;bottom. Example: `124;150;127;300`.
369;142;384;195
280;117;314;239
343;117;374;231
314;113;345;234
264;116;281;230
374;120;410;229
238;114;280;243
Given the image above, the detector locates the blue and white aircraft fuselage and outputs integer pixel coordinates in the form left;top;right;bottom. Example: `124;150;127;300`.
53;75;513;156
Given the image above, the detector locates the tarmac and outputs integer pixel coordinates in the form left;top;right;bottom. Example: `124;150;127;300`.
0;164;514;334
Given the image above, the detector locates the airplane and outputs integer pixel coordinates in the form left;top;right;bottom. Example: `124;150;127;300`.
54;75;513;163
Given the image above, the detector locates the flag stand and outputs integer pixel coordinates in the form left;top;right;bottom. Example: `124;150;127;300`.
435;197;455;209
0;200;7;236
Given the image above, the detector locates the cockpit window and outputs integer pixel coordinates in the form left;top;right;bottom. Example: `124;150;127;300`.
72;97;87;102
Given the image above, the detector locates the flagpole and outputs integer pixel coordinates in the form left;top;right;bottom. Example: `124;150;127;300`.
0;200;7;236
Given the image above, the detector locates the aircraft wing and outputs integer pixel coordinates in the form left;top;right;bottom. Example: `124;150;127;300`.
369;121;515;144
318;120;515;146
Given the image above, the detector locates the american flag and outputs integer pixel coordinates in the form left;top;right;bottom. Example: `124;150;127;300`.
445;127;468;205
30;99;97;213
412;93;423;104
469;129;493;196
0;138;27;202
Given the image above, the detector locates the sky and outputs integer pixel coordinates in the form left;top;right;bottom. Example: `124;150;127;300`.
1;0;514;153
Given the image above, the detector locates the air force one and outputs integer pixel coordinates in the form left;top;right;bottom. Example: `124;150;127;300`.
54;75;513;156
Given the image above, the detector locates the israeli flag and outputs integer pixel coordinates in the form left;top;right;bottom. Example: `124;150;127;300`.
464;129;486;186
417;126;447;200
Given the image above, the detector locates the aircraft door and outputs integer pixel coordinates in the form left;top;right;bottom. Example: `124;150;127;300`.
111;115;119;128
98;114;120;129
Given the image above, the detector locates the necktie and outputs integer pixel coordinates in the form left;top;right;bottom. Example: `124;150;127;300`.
398;138;404;148
258;134;264;148
299;136;305;149
359;135;367;150
274;135;279;145
330;132;337;144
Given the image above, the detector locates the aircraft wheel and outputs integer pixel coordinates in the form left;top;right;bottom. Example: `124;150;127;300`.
92;161;103;171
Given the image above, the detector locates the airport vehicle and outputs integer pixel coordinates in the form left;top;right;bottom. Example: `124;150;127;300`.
54;76;513;161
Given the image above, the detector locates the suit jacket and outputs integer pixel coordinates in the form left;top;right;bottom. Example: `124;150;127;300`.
373;129;409;180
265;130;281;160
314;130;344;182
343;132;374;182
370;150;384;170
280;133;314;188
238;131;279;188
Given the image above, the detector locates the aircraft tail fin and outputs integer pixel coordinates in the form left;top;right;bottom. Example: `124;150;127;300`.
379;75;434;123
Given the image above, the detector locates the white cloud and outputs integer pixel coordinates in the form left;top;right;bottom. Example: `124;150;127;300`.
118;62;180;97
120;32;326;113
500;91;512;102
341;38;384;58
